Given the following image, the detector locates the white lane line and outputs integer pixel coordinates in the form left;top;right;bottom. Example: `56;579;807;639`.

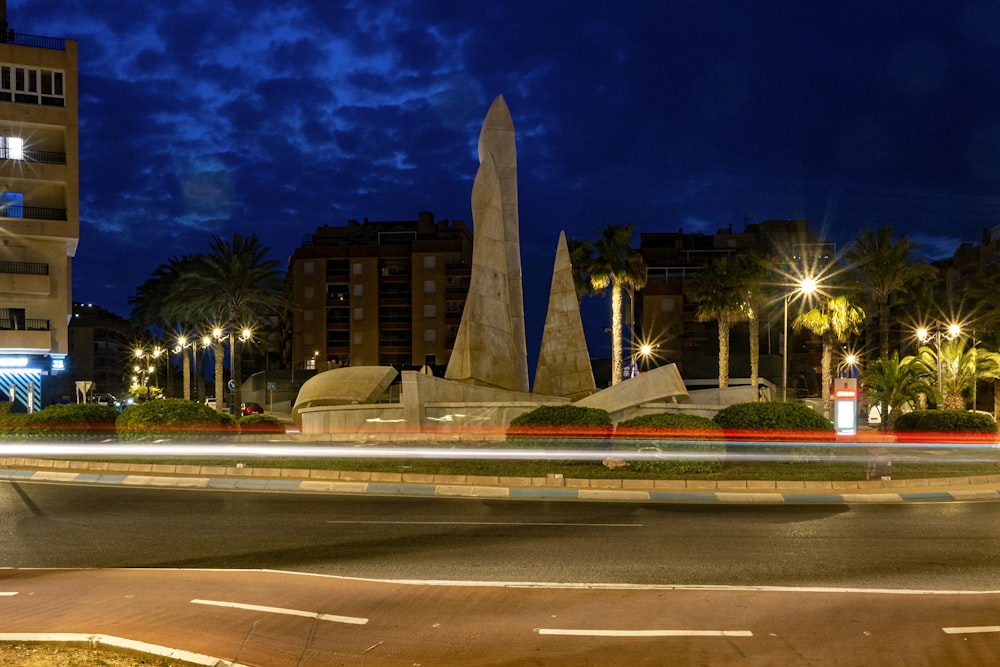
326;520;641;527
943;626;1000;634
0;592;17;597
191;599;368;625
536;628;753;637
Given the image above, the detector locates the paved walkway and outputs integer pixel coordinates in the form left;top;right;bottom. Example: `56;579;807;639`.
3;456;999;504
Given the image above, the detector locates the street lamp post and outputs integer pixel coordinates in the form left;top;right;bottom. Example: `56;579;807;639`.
782;278;817;402
917;323;962;407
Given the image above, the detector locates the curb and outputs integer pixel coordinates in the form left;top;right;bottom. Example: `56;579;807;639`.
3;459;1000;504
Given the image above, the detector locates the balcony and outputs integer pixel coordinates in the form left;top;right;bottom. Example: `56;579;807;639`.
0;206;67;221
0;317;51;352
0;261;50;295
0;31;67;51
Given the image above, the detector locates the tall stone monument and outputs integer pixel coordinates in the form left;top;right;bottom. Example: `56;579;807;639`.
445;96;529;391
533;231;597;399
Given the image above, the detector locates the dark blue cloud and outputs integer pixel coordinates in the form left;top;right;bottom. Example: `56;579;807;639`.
7;0;1000;321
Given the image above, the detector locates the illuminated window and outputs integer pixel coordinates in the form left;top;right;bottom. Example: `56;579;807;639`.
0;137;23;160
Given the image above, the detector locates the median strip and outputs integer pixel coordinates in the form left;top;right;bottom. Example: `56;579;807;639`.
191;598;368;625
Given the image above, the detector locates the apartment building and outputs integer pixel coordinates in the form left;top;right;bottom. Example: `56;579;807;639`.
288;212;473;373
0;14;78;411
636;219;830;389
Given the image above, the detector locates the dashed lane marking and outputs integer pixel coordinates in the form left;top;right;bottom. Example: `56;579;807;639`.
536;628;753;637
943;626;1000;634
191;598;368;625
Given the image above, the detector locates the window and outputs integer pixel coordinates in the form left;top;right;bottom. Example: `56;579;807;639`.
661;298;675;313
0;192;23;218
424;329;437;343
424;305;436;318
354;333;363;345
353;284;363;297
353;262;363;275
0;65;64;106
353;308;363;321
303;261;315;276
0;137;23;160
423;280;436;294
423;255;436;269
303;286;314;300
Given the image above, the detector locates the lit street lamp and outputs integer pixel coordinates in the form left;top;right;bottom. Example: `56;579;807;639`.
917;323;962;407
783;277;817;402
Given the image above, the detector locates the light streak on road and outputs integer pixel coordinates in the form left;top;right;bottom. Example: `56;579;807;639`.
1;437;999;465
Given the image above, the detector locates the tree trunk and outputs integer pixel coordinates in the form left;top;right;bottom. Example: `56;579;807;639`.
718;319;731;390
181;346;191;401
749;312;760;399
611;282;623;385
231;332;242;416
214;338;224;412
821;337;832;419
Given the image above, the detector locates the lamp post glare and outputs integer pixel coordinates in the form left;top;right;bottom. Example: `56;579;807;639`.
917;322;963;407
783;277;818;402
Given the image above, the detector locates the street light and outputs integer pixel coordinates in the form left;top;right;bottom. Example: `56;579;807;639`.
917;323;962;407
783;277;818;402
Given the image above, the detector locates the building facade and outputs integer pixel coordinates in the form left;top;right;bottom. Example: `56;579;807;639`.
635;219;832;393
287;212;473;374
0;16;78;411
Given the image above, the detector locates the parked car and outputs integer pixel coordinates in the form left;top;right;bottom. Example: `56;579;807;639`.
204;396;218;410
242;402;264;415
89;393;117;407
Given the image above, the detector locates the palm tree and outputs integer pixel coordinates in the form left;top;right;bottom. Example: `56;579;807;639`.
169;234;286;413
687;255;753;390
128;255;197;399
912;338;1000;410
733;253;767;397
566;237;598;304
793;295;866;418
845;226;936;359
587;224;647;385
860;351;938;431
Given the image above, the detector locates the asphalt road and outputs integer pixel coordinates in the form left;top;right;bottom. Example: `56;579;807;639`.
4;480;1000;589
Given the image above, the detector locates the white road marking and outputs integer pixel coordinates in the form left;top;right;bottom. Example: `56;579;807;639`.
0;592;17;597
191;599;368;625
326;520;641;527
943;626;1000;634
536;628;753;637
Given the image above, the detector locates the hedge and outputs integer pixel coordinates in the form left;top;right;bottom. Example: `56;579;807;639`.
892;409;997;444
116;398;237;440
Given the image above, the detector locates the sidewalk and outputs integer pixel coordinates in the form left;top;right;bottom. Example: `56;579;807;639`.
3;455;999;505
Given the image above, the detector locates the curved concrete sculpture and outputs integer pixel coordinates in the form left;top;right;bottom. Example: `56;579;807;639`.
445;95;528;392
573;363;688;419
292;366;398;418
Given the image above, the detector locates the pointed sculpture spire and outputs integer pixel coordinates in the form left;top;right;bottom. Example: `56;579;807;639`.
444;95;528;392
533;232;596;399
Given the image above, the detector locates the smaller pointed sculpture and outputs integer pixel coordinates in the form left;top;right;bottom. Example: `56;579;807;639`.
533;231;596;399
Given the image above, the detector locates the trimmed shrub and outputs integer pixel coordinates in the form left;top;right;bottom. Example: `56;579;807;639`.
506;405;612;452
116;398;237;440
713;402;834;436
612;413;725;474
238;413;286;433
893;410;997;442
713;401;835;459
0;403;118;441
26;403;119;440
615;413;723;439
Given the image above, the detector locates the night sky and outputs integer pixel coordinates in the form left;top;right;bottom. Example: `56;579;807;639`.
10;1;1000;359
